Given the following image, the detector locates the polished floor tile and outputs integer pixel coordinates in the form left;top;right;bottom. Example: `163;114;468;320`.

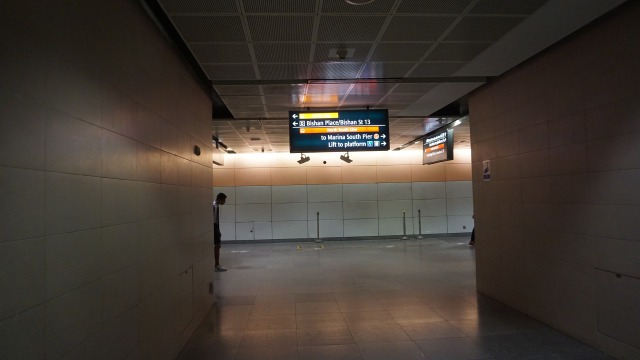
176;237;614;360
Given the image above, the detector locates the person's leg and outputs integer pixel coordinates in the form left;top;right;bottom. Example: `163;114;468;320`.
469;227;475;245
214;243;221;267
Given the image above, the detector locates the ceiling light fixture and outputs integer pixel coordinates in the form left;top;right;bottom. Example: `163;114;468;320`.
297;154;310;164
339;152;352;163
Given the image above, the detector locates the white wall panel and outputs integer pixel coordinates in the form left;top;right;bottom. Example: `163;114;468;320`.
219;223;236;241
235;204;271;222
272;203;308;221
273;221;308;239
412;199;447;217
343;183;378;201
446;181;473;198
344;219;379;237
235;186;271;204
253;222;273;240
412;182;446;199
378;183;412;200
219;204;235;223
379;217;412;236
235;222;254;241
447;215;474;233
272;185;307;203
343;201;378;219
413;216;448;234
446;198;474;216
378;200;413;219
307;184;343;202
308;202;343;220
309;220;344;238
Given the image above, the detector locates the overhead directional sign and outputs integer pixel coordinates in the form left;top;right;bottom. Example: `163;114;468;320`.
289;109;390;153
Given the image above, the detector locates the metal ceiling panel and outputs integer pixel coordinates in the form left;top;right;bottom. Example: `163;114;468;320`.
425;42;491;61
396;0;473;14
306;83;352;95
382;16;456;41
160;0;239;14
262;84;307;95
313;43;373;63
392;83;438;93
254;43;312;63
310;63;363;79
444;16;525;41
383;93;426;103
204;64;257;80
350;82;398;94
410;62;465;76
258;63;309;80
242;0;317;14
190;43;253;63
247;16;315;41
214;85;262;96
321;0;395;14
317;16;387;42
361;62;415;78
369;43;434;62
469;0;549;15
171;15;245;42
221;95;264;105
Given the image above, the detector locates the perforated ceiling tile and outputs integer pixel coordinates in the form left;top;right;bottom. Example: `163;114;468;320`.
470;0;549;15
227;104;264;113
171;15;245;42
391;83;438;93
341;93;386;105
444;16;524;41
361;62;415;78
425;42;491;61
205;64;257;80
321;0;395;14
261;84;307;95
159;0;238;14
190;43;252;63
310;63;363;79
232;111;268;118
369;43;434;62
395;0;473;14
214;85;262;96
258;64;310;80
313;43;373;63
254;43;312;63
242;0;317;14
409;61;465;76
264;95;304;106
349;82;398;95
382;16;456;41
317;16;387;42
306;83;352;95
221;95;264;105
247;15;315;41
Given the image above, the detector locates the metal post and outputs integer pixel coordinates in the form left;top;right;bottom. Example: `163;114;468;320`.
417;209;423;239
401;211;408;240
315;211;322;243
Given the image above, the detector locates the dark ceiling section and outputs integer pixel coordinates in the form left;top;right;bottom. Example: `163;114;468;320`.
145;0;605;153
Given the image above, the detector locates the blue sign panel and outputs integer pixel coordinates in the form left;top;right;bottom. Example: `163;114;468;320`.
289;109;390;153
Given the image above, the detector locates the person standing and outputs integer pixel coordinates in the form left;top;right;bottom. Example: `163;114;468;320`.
213;193;227;271
469;214;475;246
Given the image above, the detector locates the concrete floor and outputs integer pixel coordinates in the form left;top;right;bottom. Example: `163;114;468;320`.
177;236;612;360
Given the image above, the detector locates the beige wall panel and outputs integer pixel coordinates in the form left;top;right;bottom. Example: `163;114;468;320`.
212;168;235;187
445;163;472;181
376;165;412;183
342;166;377;184
271;167;307;185
270;153;304;168
307;166;342;185
234;168;271;186
411;164;446;182
233;154;271;169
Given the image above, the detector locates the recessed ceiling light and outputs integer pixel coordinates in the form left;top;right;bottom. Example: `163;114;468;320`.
250;137;261;141
345;0;374;5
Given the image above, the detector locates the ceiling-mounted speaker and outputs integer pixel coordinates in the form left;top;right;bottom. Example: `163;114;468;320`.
345;0;375;5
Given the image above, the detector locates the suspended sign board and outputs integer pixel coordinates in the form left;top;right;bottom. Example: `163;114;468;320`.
289;109;390;153
423;127;454;165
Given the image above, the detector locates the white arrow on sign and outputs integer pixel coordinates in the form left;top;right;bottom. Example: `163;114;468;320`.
292;121;298;126
382;141;387;146
381;134;386;139
292;114;298;119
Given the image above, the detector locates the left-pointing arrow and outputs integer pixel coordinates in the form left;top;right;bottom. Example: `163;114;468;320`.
292;114;298;119
293;121;298;126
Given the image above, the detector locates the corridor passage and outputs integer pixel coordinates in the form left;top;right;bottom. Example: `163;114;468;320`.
177;237;611;360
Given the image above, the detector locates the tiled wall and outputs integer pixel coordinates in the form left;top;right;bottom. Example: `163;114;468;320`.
469;2;640;359
213;150;474;240
0;1;214;359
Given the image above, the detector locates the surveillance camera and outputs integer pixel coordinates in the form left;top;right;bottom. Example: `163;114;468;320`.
336;49;348;60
